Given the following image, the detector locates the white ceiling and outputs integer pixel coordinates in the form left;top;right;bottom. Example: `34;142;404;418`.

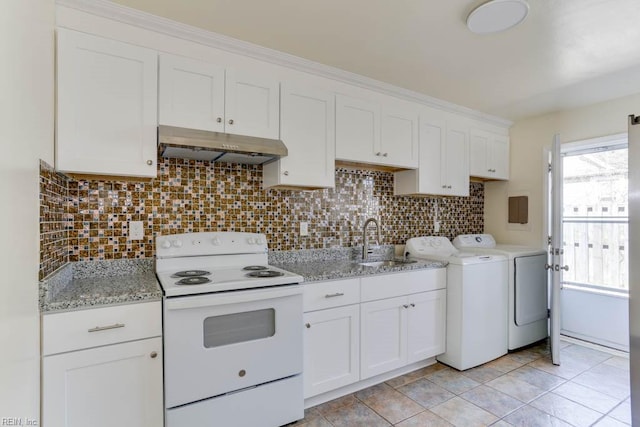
111;0;640;121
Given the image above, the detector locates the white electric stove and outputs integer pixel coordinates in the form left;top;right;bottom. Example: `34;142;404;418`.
156;231;304;427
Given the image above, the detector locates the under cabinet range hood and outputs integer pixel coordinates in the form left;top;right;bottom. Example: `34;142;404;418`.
158;125;288;165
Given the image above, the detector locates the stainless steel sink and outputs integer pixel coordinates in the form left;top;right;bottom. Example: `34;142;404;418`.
358;259;417;268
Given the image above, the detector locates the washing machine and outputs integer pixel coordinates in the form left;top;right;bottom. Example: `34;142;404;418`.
453;234;548;350
405;236;508;370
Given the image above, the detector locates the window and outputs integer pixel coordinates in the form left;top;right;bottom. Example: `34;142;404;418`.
562;136;628;293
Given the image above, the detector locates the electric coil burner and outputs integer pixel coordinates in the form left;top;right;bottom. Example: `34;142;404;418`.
246;270;284;278
155;231;304;427
175;276;211;285
173;270;211;277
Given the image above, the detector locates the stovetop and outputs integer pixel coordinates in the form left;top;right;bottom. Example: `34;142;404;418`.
155;232;304;297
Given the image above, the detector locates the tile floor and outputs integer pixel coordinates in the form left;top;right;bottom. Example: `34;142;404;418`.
295;339;631;427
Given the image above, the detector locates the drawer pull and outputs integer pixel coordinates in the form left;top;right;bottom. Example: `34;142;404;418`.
305;323;311;329
88;323;125;333
325;292;345;298
150;351;158;359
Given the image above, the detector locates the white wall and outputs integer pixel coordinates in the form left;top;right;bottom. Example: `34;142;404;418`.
0;0;54;421
485;92;640;247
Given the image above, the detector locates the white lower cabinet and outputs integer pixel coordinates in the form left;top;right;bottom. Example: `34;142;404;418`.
303;305;360;398
42;301;163;427
361;290;446;379
42;337;163;427
361;296;407;379
303;269;446;399
407;289;446;363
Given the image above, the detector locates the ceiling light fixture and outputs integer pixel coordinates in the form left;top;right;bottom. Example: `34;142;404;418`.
466;0;529;34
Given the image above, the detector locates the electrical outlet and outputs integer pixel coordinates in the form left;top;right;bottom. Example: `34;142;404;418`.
300;222;309;236
434;220;441;233
129;221;144;240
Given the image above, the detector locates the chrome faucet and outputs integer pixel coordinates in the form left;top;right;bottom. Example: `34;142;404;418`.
362;218;381;260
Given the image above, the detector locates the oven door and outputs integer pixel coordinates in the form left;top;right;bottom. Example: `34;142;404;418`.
163;284;303;408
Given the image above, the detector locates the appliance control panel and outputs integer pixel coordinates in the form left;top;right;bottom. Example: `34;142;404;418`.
156;232;268;258
405;236;459;256
452;234;497;249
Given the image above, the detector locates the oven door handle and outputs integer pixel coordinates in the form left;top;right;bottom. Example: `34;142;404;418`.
164;285;302;311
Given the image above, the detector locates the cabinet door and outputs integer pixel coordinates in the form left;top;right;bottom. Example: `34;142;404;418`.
380;105;418;168
335;94;380;163
264;84;335;189
56;29;158;178
43;337;163;427
418;111;446;194
224;69;280;139
469;129;490;177
489;135;510;179
159;54;225;132
407;290;446;363
444;121;469;196
303;305;360;398
360;296;407;379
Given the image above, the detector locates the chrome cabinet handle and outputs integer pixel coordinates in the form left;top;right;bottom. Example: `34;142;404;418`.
447;185;452;189
403;304;409;308
383;153;388;157
376;152;382;156
228;119;234;125
216;117;222;123
442;185;447;189
150;351;158;359
325;292;345;298
305;323;311;329
88;323;125;333
146;160;153;165
283;171;289;176
410;303;416;307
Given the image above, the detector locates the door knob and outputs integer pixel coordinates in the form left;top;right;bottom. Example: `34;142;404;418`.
216;117;222;123
228;119;234;125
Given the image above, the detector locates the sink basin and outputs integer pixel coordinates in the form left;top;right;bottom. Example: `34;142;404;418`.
358;259;417;268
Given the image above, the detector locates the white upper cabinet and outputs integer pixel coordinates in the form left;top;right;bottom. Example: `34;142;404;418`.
394;109;469;197
159;54;225;132
336;94;418;169
56;28;158;178
263;83;335;189
159;53;280;139
469;128;510;180
381;102;419;168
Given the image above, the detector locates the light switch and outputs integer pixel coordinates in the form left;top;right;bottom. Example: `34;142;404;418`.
300;222;309;236
129;221;144;240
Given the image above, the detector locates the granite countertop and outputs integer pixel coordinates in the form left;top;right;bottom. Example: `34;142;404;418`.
40;259;162;313
269;246;447;283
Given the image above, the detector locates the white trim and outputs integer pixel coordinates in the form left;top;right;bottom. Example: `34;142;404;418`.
56;0;512;128
560;335;629;356
562;132;628;154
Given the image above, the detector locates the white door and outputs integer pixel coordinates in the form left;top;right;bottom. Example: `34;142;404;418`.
303;305;360;398
444;122;470;197
360;296;407;379
407;290;446;363
380;104;418;168
335;94;380;163
418;110;445;194
158;53;225;132
43;338;163;427
224;69;280;139
268;83;335;188
548;134;563;365
56;28;158;178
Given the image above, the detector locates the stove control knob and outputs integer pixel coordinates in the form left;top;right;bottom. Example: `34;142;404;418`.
171;239;183;248
160;240;171;249
211;237;221;246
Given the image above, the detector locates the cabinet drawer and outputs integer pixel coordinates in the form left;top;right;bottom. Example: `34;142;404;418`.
361;269;446;302
304;279;360;312
43;301;161;355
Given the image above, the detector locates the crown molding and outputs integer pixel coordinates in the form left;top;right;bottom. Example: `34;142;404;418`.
56;0;512;127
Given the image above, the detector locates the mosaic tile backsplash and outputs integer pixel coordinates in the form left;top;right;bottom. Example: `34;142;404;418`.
39;159;484;279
